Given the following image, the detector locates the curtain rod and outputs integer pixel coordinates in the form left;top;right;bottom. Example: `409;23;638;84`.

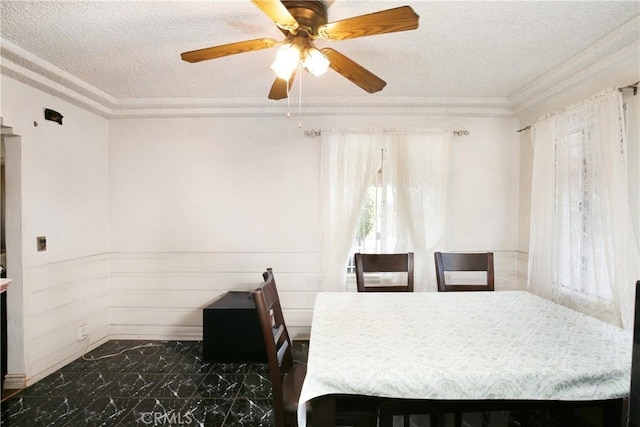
517;80;640;133
303;129;470;137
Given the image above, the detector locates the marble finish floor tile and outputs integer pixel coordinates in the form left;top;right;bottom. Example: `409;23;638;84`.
237;372;272;399
170;353;216;375
1;394;90;426
192;373;244;399
104;373;168;398
151;373;205;399
67;396;140;427
224;398;273;427
116;397;192;426
0;341;276;427
18;372;88;398
180;398;233;426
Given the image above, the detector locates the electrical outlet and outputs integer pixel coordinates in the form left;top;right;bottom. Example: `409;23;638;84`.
77;324;87;341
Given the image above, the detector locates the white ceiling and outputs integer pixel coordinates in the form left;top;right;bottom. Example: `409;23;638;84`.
1;0;638;117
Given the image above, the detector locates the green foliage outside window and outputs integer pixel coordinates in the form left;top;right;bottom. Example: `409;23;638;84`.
355;193;375;245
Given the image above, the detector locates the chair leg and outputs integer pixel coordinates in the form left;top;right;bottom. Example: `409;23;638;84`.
454;412;462;427
403;413;410;427
481;411;490;427
429;413;438;427
369;410;378;427
378;409;394;427
509;409;528;427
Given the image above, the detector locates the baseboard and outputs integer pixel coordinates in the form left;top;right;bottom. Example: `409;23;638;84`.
108;325;203;341
3;374;26;390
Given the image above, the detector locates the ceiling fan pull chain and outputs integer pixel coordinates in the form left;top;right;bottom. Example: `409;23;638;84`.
287;82;290;118
298;62;303;128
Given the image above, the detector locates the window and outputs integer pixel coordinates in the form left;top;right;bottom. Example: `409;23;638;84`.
529;88;639;328
554;129;612;302
347;150;384;273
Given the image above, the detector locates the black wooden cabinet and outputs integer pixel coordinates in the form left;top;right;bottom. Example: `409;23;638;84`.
202;291;267;363
1;290;6;390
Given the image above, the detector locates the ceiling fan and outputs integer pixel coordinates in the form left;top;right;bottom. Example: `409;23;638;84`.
181;0;419;100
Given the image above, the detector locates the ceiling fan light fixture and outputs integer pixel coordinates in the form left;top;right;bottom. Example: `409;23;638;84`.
270;43;301;80
302;47;329;77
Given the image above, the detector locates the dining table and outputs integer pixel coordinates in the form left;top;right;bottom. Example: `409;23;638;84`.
297;291;633;426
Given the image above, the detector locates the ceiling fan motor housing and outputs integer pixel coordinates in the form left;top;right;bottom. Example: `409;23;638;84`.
282;0;328;37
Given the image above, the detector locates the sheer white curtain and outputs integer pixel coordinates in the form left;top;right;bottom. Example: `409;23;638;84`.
319;131;381;291
386;131;452;291
320;129;452;292
528;88;640;329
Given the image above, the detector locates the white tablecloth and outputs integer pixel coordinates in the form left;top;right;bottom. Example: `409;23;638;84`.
298;291;632;425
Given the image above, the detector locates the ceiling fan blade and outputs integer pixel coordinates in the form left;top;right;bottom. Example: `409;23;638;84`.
268;72;296;100
181;38;278;63
251;0;299;32
318;6;419;41
321;48;386;94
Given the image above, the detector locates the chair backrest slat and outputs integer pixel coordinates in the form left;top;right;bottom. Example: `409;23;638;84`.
276;339;289;366
440;253;489;271
273;324;284;343
355;252;414;292
434;252;494;292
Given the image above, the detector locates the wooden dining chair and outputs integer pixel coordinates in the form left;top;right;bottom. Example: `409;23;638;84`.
434;251;494;427
434;251;494;292
355;252;414;292
253;268;379;427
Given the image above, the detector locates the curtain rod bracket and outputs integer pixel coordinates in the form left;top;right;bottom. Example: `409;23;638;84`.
620;80;639;95
304;129;322;138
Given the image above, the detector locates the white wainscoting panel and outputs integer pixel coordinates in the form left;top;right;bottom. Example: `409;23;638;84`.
516;251;529;290
493;250;519;291
108;252;320;340
25;254;110;384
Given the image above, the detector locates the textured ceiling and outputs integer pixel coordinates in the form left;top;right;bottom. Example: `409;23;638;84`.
1;0;639;116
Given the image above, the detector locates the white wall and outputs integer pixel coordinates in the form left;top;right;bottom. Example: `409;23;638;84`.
108;115;520;339
108;117;323;339
1;77;110;385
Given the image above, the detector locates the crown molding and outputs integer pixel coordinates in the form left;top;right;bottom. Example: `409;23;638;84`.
1;39;116;116
1;60;113;118
2;14;638;121
111;96;514;118
0;37;513;118
509;16;640;114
